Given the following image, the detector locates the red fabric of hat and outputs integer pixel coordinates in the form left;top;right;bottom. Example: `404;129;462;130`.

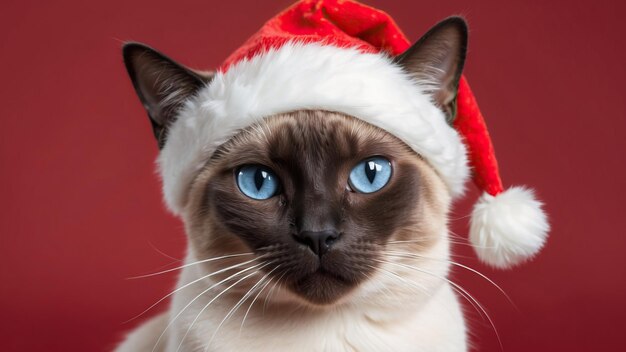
222;0;505;200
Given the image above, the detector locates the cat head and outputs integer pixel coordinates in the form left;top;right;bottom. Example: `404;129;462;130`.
123;18;467;306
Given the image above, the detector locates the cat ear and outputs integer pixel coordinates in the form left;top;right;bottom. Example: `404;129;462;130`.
122;43;213;148
397;17;468;123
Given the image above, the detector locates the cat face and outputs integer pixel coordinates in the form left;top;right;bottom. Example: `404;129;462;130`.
184;110;451;305
123;17;468;307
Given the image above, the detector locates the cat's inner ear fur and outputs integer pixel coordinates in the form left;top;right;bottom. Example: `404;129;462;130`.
122;43;213;148
397;17;468;123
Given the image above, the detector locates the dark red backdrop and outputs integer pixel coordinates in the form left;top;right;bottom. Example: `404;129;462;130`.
2;0;625;351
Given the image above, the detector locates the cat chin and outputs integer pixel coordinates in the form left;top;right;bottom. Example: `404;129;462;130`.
287;269;359;306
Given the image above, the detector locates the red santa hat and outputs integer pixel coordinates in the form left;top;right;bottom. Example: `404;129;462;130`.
159;0;549;268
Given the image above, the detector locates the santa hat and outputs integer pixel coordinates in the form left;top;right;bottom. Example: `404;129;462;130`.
155;0;549;269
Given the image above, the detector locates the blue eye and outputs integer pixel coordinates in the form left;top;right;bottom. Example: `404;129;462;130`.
237;165;280;200
348;157;392;194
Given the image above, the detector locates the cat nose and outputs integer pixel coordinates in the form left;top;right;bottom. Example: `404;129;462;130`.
294;230;340;257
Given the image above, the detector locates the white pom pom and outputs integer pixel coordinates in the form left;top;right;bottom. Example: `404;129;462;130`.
469;186;549;269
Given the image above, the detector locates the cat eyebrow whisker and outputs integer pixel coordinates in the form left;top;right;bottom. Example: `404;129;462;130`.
126;252;258;279
152;261;270;352
372;259;503;351
124;256;265;323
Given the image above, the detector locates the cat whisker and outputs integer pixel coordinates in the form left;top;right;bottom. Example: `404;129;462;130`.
383;251;515;309
263;271;288;314
370;263;491;327
448;229;498;249
176;263;271;352
128;252;258;279
372;259;503;350
239;274;275;335
151;261;267;352
366;264;430;297
147;240;182;261
175;263;273;352
206;265;282;350
448;213;472;221
359;270;389;298
354;237;476;250
386;238;462;245
386;239;430;244
124;256;263;323
375;258;483;316
369;263;494;331
386;237;496;249
348;242;471;260
447;230;468;242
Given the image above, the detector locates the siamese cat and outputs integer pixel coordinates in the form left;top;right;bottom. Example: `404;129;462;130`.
118;18;471;352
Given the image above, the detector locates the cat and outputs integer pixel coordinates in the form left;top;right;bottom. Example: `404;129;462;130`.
118;15;473;352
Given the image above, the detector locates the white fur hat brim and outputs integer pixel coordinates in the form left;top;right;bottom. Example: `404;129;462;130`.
158;42;469;215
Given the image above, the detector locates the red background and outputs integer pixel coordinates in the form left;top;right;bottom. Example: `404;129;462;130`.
2;0;625;351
